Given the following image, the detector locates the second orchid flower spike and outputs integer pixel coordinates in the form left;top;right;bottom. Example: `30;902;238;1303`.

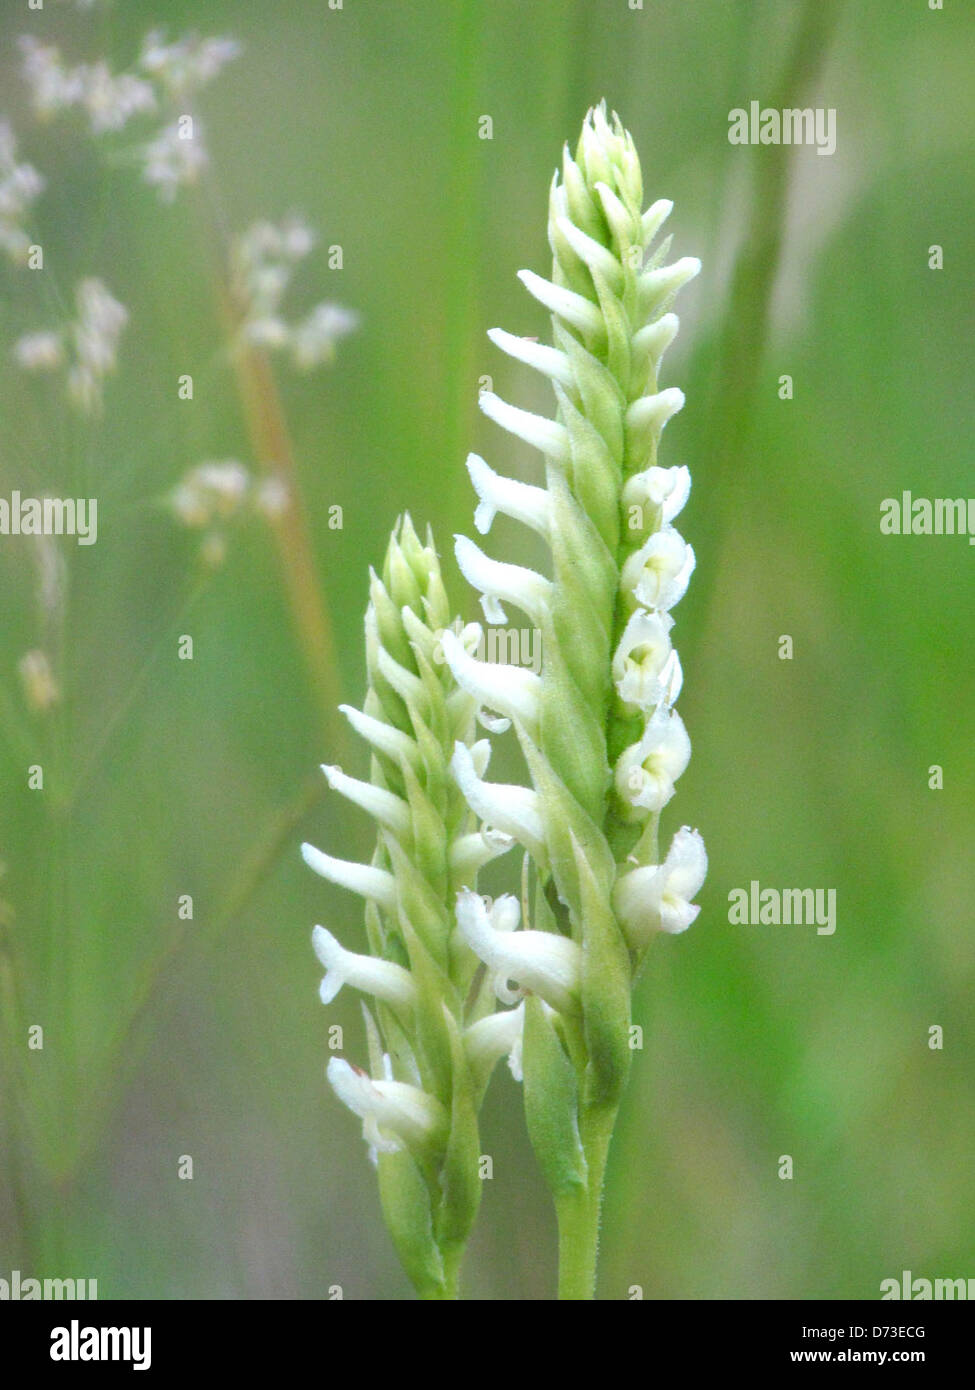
444;103;707;1298
303;516;521;1299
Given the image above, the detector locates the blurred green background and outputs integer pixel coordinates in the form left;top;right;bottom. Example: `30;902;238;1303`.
0;0;972;1299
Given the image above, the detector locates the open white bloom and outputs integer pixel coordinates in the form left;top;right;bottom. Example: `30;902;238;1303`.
450;742;548;867
478;390;570;465
441;628;541;736
612;826;708;946
622;525;696;612
312;926;416;1010
625;387;686;447
327;1057;447;1164
612;608;681;713
622;463;691;526
614;705;691;816
301;841;397;911
454;534;551;626
465;452;550;539
455;890;582;1016
463;1000;526;1083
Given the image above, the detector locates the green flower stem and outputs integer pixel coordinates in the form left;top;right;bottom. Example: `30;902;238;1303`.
556;1100;618;1300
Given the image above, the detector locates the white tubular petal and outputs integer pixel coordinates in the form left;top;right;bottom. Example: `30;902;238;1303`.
449;827;515;881
327;1057;447;1158
463;1001;526;1083
555;215;623;290
456;890;581;1016
661;826;709;899
641;198;673;243
622;464;691;524
479;390;570;464
657;648;684;709
622;526;696;612
441;629;541;735
454;535;551;627
613;826;707;947
339;703;416;765
626;386;685;436
632;312;679;370
614;707;691;816
640;256;701;307
612;608;675;712
301;842;397;911
470;737;492;777
486;329;573;389
466;452;550;538
516;268;604;338
321;765;410;837
312;926;416;1009
450;743;547;867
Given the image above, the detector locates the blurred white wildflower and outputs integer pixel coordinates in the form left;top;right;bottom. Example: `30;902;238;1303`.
83;62;156;134
254;475;290;519
290;302;359;370
138;30;242;99
18;650;60;714
12;330;64;371
170;460;251;528
19;29;240;204
15;277;127;416
70;277;128;399
19;38;156;134
140;120;208;201
0;119;44;264
18;39;86;119
232;216;315;319
231;217;358;370
170;460;277;568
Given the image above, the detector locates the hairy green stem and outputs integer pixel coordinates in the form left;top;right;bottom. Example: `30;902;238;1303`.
556;1103;618;1300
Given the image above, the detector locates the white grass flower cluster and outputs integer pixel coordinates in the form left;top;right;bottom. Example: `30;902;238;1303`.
18;28;240;202
170;460;251;528
0;120;44;265
303;516;524;1298
138;30;242;100
19;37;157;134
231;218;359;369
168;460;293;566
139;121;209;202
14;277;127;416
